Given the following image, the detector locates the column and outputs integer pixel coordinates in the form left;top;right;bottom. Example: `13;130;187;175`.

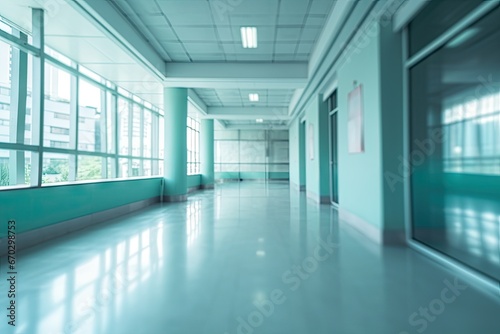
164;87;188;202
200;119;214;189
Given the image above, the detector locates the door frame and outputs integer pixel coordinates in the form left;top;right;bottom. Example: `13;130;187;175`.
329;109;339;206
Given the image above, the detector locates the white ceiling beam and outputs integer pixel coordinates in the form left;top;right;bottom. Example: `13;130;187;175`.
224;124;289;130
206;107;289;120
187;89;208;115
164;62;308;89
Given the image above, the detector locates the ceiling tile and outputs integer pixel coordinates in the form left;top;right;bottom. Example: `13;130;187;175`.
278;15;305;25
221;42;238;54
183;42;223;54
157;0;211;14
274;54;296;61
276;27;302;42
228;0;279;16
309;0;335;15
125;0;162;16
274;42;297;54
229;15;276;26
174;27;218;42
305;14;327;27
168;12;215;26
140;14;169;26
280;0;309;15
294;53;310;61
301;27;322;42
216;26;234;42
147;26;178;41
297;42;314;54
160;42;186;54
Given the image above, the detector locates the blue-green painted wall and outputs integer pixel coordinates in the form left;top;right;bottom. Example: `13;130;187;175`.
0;178;162;237
187;174;201;189
379;22;405;231
302;95;330;201
337;22;383;228
289;120;300;186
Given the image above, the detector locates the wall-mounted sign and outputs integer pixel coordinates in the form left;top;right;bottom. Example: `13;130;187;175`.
348;84;364;154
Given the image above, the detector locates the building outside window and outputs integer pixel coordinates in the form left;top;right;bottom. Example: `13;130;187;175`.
0;21;164;188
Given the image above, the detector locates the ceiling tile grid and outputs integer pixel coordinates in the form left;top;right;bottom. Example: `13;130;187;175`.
109;0;336;114
195;88;294;108
114;0;335;63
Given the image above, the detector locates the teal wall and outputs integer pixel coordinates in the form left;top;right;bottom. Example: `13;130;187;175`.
299;121;306;187
303;95;330;201
337;21;383;228
305;99;319;197
289;18;405;232
289;120;300;186
0;178;162;237
379;22;405;230
187;174;201;189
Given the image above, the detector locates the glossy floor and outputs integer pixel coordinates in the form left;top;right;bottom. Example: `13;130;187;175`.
1;182;499;334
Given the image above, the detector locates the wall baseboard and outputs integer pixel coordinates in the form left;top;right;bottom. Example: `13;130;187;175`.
290;182;306;192
0;197;159;256
339;208;382;244
383;229;407;245
163;194;188;202
338;207;406;245
306;190;330;204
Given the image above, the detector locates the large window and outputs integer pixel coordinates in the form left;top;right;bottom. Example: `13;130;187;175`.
0;28;35;187
187;116;200;175
408;4;500;281
214;130;289;180
0;19;164;189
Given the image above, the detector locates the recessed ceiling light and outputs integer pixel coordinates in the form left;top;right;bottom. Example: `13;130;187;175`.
249;93;259;102
256;119;264;123
241;27;257;48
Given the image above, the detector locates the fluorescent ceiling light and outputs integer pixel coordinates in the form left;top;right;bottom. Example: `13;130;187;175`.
249;93;259;102
241;27;257;48
446;28;480;48
256;119;264;123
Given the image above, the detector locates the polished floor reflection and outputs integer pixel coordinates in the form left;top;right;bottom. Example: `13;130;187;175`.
1;182;499;334
414;193;500;281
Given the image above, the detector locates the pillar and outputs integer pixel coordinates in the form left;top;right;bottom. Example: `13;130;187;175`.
164;87;188;202
200;119;214;189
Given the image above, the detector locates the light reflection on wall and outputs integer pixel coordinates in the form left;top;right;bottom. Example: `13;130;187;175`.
442;91;500;174
19;222;166;334
444;207;500;266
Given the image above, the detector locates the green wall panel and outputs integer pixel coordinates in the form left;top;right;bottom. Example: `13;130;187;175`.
187;174;201;188
0;178;162;237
